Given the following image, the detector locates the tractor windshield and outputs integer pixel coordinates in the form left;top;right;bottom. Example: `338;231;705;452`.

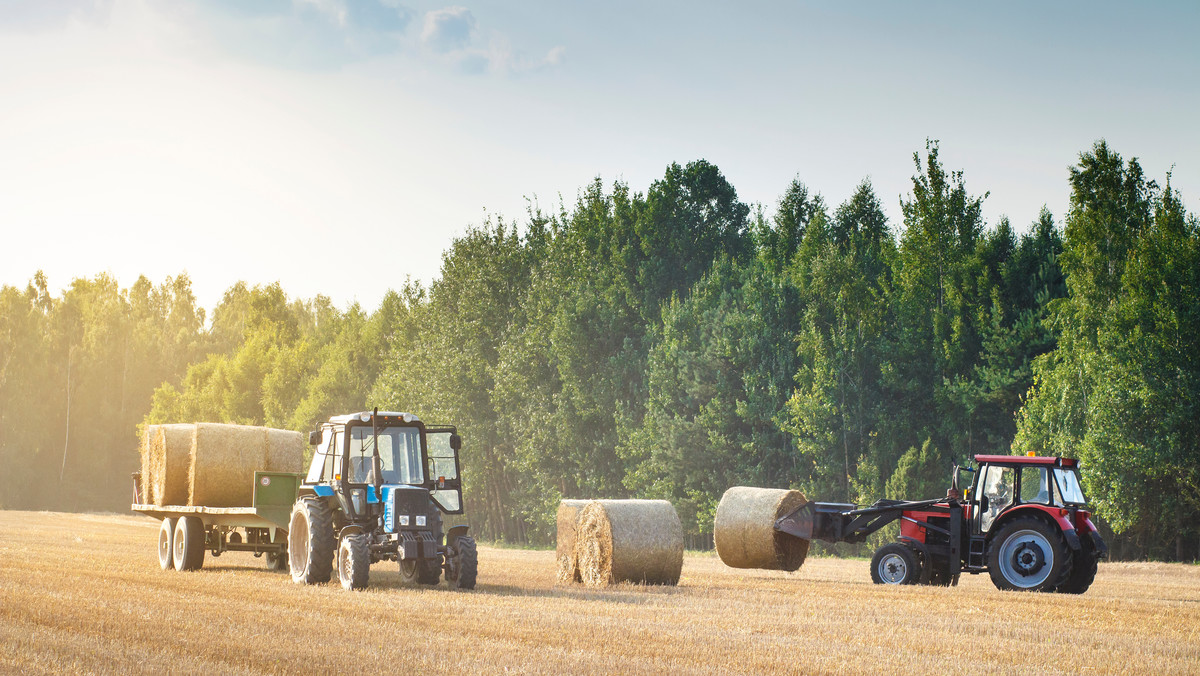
1053;468;1087;505
348;426;424;485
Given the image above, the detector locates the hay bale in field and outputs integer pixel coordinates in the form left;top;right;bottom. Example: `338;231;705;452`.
188;423;268;507
265;428;305;474
148;424;195;506
575;499;684;587
713;486;809;571
555;499;593;584
138;424;158;504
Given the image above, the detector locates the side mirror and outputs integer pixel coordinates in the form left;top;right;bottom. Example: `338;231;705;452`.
309;429;323;446
979;495;989;512
449;433;462;451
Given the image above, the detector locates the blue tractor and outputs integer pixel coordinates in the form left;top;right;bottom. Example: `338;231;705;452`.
288;409;477;591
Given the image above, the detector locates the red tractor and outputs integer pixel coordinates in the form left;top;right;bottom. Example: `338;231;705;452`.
778;454;1107;593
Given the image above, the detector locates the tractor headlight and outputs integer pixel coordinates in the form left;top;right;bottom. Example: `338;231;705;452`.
399;515;410;526
350;488;366;514
416;515;426;527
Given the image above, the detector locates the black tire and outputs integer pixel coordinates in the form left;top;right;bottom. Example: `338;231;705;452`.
870;543;920;585
172;516;205;571
158;517;177;571
338;534;371;591
289;497;334;584
399;558;441;585
924;555;953;586
266;550;289;572
448;536;478;590
1056;547;1098;594
987;516;1072;592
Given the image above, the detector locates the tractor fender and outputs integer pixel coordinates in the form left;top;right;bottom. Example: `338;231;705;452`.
339;524;365;538
446;525;470;547
990;504;1081;550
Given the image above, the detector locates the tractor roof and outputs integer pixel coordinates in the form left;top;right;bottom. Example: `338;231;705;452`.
974;454;1077;468
327;411;420;424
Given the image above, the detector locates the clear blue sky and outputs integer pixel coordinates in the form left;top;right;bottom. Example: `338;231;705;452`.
1;0;1196;311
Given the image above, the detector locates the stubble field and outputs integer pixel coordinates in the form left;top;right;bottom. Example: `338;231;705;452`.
0;510;1197;675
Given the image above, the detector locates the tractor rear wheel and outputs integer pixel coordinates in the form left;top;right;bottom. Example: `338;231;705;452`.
337;533;370;591
158;517;177;571
988;517;1071;592
289;498;334;584
1056;546;1098;594
172;516;205;571
447;535;478;590
870;543;919;585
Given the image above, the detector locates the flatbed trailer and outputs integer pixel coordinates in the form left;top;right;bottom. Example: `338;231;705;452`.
131;470;302;572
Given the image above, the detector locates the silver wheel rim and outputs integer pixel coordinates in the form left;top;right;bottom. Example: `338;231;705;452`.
158;523;172;567
338;540;350;586
998;529;1054;588
878;552;908;584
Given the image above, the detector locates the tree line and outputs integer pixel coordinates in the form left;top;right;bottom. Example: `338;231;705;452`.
0;140;1194;560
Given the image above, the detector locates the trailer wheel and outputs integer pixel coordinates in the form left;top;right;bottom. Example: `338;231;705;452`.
1056;547;1097;594
172;516;205;571
399;559;441;585
337;534;370;591
448;535;478;590
289;498;334;584
158;517;177;571
988;517;1071;592
871;543;919;585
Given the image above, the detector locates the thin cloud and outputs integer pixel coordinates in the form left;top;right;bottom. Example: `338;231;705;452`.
0;0;113;32
420;6;475;54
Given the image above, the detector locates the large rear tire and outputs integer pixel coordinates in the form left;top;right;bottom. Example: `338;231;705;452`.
870;543;919;585
448;535;478;590
172;516;205;571
1056;547;1097;594
987;517;1071;592
338;533;370;591
289;497;334;584
158;517;177;571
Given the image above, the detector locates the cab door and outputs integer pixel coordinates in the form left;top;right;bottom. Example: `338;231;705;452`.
424;427;464;514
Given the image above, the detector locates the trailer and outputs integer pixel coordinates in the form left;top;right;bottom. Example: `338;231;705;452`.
132;470;302;572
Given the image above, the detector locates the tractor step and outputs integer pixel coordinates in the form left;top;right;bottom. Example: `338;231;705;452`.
967;536;987;570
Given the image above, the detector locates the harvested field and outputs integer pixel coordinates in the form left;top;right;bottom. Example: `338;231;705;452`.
1;510;1197;675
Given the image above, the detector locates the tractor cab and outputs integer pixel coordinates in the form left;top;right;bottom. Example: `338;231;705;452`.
960;455;1089;535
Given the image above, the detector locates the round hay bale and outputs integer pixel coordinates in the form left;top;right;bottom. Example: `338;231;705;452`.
713;486;809;571
188;423;269;508
266;428;305;474
555;499;592;584
575;499;683;587
148;424;195;506
138;424;159;505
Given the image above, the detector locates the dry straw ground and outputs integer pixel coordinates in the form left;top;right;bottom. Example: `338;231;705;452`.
1;510;1197;675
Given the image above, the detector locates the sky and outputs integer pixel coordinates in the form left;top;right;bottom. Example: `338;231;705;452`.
1;0;1197;313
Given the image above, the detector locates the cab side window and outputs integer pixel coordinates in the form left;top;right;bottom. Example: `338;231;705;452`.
1019;467;1051;504
980;466;1014;533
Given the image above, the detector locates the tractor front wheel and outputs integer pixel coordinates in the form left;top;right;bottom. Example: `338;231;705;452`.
266;550;289;572
988;517;1071;592
158;517;177;571
446;535;478;590
870;543;919;585
337;533;370;591
289;498;334;584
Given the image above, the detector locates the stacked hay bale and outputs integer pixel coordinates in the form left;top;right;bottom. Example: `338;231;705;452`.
558;499;684;587
139;422;308;507
138;424;159;504
149;423;198;506
713;486;810;571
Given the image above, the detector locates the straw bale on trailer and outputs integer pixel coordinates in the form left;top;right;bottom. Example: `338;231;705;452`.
555;499;592;584
575;499;684;587
188;423;268;508
138;424;158;504
713;486;809;571
148;423;196;506
266;428;305;474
